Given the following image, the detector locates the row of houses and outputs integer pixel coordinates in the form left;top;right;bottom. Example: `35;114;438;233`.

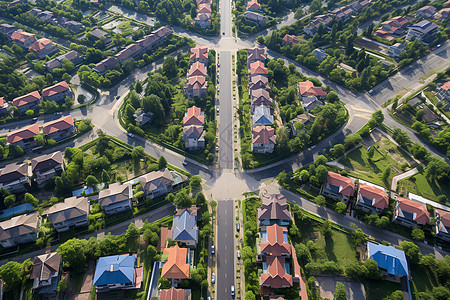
195;0;212;29
29;8;84;33
93;26;172;74
304;0;372;36
321;171;450;241
257;193;308;299
184;46;208;99
182;106;205;151
247;47;277;154
416;5;450;22
244;0;266;26
6;114;75;150
0;80;72;115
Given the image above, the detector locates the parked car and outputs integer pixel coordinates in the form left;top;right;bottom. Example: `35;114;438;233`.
182;161;188;166
236;222;240;232
211;273;215;284
127;132;134;138
231;285;235;296
237;250;241;259
211;245;215;254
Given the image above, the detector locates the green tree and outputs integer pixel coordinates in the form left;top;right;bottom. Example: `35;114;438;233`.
146;245;157;263
101;169;110;183
315;165;328;183
24;193;39;207
126;223;140;241
174;189;193;208
4;194;16;207
195;192;206;206
400;241;421;263
326;91;339;103
299;169;309;182
411;228;425;241
315;195;326;207
77;94;86;104
57;238;87;273
335;202;347;214
332;144;345;158
372;110;384;125
135;81;143;94
158;155;167;170
382;167;391;182
85;175;99;189
334;282;346;300
57;279;69;293
162;56;178;79
190;175;202;191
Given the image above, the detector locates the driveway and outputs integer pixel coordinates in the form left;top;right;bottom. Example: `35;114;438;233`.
71;261;95;300
316;275;366;300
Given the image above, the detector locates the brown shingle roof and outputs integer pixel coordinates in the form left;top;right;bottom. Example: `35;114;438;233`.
11;30;36;42
42;115;74;135
0;212;39;241
12;91;41;108
436;208;450;228
42;81;70;98
30;252;61;282
31;151;63;173
46;196;89;224
161;245;190;279
98;182;131;207
139;168;174;192
247;47;266;62
0;163;28;184
258;193;291;221
260;224;291;256
6;124;40;144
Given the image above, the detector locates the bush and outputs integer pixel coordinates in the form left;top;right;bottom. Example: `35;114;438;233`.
411;228;425;241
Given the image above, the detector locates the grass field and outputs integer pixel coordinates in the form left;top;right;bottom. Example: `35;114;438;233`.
398;172;450;205
365;280;401;300
411;264;439;295
339;137;412;188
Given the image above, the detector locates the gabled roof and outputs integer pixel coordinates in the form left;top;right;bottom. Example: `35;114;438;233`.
258;193;291;221
161;245;190;279
183;105;205;125
396;197;430;225
190;46;208;61
368;242;408;277
6;124;40;144
312;48;329;61
253;105;273;125
152;26;172;38
12;90;41;108
94;57;119;73
42;81;70;98
283;34;301;45
0;212;39;241
408;20;438;34
252;126;276;145
251;88;270;101
359;184;388;210
115;43;142;61
11;30;36;42
250;60;268;75
325;172;355;197
42;115;74;135
98;183;131;207
139;168;174;192
172;210;198;243
93;254;136;286
298;80;327;97
183;125;204;139
260;256;293;288
188;62;207;77
260;224;291;256
186;76;207;90
417;5;436;15
46;196;88;224
31;252;61;282
247;47;266;62
198;3;212;14
436;208;450;228
247;0;260;9
137;34;158;48
31;151;63;173
250;75;268;87
160;287;186;300
90;28;109;39
0;163;28;184
29;38;53;52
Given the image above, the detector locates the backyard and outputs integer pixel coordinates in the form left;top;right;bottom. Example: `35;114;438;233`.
397;171;450;205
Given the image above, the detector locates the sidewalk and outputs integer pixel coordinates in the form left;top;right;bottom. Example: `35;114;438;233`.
391;167;418;192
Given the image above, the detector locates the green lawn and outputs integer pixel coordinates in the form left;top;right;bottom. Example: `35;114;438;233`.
311;227;358;265
339;137;412;188
411;264;439;295
398;172;450;205
364;279;401;300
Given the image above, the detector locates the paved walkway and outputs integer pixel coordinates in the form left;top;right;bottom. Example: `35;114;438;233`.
391;167;419;192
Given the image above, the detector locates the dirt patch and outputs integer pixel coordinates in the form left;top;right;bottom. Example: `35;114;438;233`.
361;130;383;148
316;276;366;300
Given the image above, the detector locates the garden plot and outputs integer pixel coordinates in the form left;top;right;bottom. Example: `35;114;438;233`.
92;10;114;22
102;19;141;36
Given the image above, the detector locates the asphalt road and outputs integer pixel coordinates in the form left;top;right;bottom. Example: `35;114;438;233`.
216;199;235;300
218;51;234;169
220;0;232;37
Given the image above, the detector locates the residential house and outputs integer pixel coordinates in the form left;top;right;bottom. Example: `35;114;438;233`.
0;97;9;116
258;193;292;226
249;60;268;77
90;28;112;44
133;108;153;127
247;47;266;66
98;182;133;215
302;96;323;112
161;245;191;280
333;6;354;22
183;106;205;126
195;12;211;29
184;76;207;99
244;11;266;25
436;81;450;101
188;62;207;77
251;88;273;112
8;0;27;7
368;242;409;279
312;48;329;61
160;287;191;300
298;80;327;100
12;90;41;113
0;212;39;248
321;171;355;202
393;196;430;228
434;208;450;242
29;38;59;59
190;46;209;65
252;105;273;126
93;254;143;292
416;5;436;19
93;57;119;74
0;24;18;38
259;224;291;257
374;16;409;37
31;252;61;298
406;20;438;43
42;81;73;103
139;168;174;199
252;126;276;154
387;42;406;59
355;183;389;214
282;34;302;47
45;50;83;72
260;256;293;289
0;163;29;193
42;115;76;141
115;43;143;63
249;75;269;92
35;10;54;22
303;14;332;36
197;3;212;14
171;208;199;248
434;8;450;21
6;124;40;150
63;21;84;33
31;151;64;188
183;125;205;151
291;113;315;135
247;0;261;12
11;30;37;49
46;196;89;232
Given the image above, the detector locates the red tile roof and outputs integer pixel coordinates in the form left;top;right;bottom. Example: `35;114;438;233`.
326;172;355;196
42;115;74;135
6;124;39;144
247;0;260;9
436;208;450;228
42;81;70;98
190;46;208;61
290;241;309;300
188;62;207;77
260;256;293;288
187;76;207;90
283;34;301;46
0;97;4;108
441;81;450;91
29;38;53;52
258;193;292;221
359;184;389;210
183;105;205;125
298;80;327;97
160;287;186;300
11;30;36;42
250;61;268;75
397;197;430;225
252;126;276;145
198;3;212;13
12;91;41;107
161;245;190;279
260;224;291;256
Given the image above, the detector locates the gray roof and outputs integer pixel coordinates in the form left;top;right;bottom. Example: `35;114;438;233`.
98;183;131;207
0;212;39;241
0;163;28;184
139;168;174;192
31;151;63;173
46;196;88;224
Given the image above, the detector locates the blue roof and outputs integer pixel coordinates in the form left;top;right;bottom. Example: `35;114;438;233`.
368;242;408;277
172;210;198;243
93;255;135;286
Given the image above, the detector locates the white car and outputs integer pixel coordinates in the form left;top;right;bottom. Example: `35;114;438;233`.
211;273;215;284
127;132;134;138
231;285;235;296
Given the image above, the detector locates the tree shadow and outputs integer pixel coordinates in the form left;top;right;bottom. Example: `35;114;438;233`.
325;235;337;262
